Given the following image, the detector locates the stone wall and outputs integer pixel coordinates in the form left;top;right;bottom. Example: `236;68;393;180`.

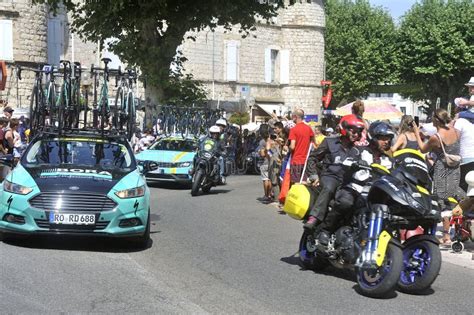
0;0;48;109
180;0;326;121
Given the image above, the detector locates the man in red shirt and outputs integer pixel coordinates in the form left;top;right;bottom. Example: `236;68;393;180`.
288;109;314;184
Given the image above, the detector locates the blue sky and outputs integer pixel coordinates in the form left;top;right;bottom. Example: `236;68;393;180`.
368;0;418;21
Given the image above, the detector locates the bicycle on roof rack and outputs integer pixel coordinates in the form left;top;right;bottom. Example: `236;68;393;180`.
20;58;138;141
114;67;138;140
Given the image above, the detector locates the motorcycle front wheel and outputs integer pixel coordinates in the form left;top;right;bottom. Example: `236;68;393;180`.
191;169;204;196
398;240;441;294
356;244;403;298
298;230;329;271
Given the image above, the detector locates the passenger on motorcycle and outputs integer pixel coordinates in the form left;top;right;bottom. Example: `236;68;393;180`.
304;114;365;230
319;121;395;241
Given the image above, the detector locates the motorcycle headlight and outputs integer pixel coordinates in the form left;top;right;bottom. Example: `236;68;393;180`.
115;185;145;199
177;161;192;168
4;180;33;195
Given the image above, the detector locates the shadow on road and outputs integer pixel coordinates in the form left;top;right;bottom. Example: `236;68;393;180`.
207;189;232;195
1;235;155;253
148;182;191;190
352;285;398;299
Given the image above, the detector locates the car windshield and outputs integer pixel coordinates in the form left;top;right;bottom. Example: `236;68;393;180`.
22;138;135;171
149;139;196;152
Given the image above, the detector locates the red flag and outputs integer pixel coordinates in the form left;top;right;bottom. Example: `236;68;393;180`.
278;155;292;204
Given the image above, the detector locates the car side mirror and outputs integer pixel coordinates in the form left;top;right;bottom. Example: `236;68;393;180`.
0;154;14;168
142;160;158;174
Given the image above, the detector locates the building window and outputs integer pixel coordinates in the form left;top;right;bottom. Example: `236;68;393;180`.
0;19;13;61
400;106;406;115
47;18;64;65
226;41;239;82
271;50;278;83
265;48;280;83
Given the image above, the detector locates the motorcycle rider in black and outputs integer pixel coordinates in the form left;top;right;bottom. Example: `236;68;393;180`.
304;114;366;230
318;121;395;241
192;125;227;177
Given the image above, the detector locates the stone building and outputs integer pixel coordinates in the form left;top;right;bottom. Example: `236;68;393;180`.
180;0;325;122
0;1;131;115
1;0;325;124
0;0;48;113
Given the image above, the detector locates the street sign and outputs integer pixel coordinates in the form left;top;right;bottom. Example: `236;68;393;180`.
304;114;318;122
241;85;250;98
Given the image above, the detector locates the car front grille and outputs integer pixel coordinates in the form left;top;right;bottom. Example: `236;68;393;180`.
156;162;180;168
146;173;189;180
29;192;117;212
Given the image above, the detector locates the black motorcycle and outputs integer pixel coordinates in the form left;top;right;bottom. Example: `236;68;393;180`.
191;139;222;196
299;151;441;297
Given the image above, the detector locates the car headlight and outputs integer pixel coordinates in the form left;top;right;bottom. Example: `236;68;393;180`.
177;161;191;168
115;185;146;199
4;180;33;195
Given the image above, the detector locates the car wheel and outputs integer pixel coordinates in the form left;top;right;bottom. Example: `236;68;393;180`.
129;211;150;249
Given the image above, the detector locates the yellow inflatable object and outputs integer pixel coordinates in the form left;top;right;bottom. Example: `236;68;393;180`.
283;184;311;220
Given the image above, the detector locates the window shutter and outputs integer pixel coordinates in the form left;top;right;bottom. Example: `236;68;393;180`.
264;48;272;83
0;20;14;61
48;18;63;65
226;41;238;82
280;49;290;84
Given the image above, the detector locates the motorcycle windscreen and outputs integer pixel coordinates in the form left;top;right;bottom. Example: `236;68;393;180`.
393;149;432;191
200;139;218;154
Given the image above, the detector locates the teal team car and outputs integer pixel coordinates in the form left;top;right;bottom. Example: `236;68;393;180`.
136;136;197;185
0;131;157;248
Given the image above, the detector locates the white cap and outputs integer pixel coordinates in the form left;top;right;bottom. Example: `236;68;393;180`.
326;127;334;133
420;123;437;137
209;125;221;133
216;119;227;127
465;77;474;87
466;171;474;197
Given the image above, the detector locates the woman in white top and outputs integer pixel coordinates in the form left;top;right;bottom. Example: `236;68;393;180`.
454;116;474;192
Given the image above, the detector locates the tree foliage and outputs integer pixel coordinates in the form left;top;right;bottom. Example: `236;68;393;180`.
397;0;474;111
34;0;286;104
228;112;250;126
325;0;398;106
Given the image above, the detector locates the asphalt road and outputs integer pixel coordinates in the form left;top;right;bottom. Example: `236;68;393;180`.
1;175;473;314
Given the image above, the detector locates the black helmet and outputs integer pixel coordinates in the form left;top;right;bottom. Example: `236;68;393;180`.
368;121;395;140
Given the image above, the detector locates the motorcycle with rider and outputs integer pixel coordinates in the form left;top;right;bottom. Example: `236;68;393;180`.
190;125;226;196
298;117;442;297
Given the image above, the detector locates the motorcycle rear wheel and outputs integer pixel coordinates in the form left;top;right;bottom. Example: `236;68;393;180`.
191;170;204;196
298;230;330;271
398;240;441;294
356;244;403;298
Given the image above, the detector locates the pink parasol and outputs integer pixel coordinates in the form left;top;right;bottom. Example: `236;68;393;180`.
334;100;403;121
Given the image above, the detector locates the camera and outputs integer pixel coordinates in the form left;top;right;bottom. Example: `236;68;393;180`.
270;134;277;140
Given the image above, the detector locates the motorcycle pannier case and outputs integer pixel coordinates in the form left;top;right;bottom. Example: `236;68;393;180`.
283;184;311;220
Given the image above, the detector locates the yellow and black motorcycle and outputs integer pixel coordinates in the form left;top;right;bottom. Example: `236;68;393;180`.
298;149;441;297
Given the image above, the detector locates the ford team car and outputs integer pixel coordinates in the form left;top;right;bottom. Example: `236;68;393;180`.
0;131;157;248
135;136;197;185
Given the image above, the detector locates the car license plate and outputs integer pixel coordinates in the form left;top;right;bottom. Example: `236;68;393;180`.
49;212;96;225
